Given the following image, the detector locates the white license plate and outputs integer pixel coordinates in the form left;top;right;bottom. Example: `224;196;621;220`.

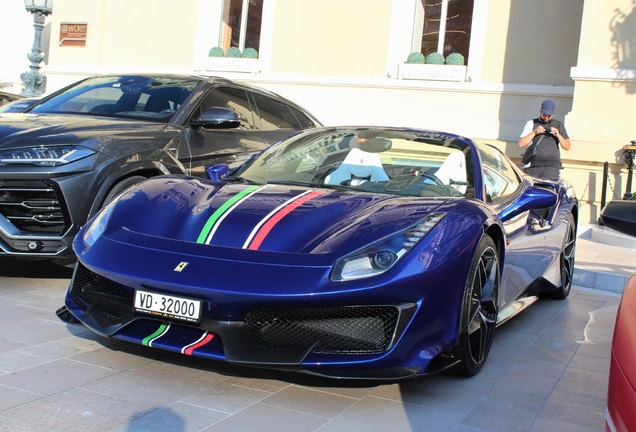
134;290;201;323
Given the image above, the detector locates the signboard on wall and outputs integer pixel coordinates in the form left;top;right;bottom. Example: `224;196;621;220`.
59;23;87;46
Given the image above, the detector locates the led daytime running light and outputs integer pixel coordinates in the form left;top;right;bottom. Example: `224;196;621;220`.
402;215;445;249
0;146;94;167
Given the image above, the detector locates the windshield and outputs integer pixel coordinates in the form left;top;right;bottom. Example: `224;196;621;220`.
30;75;201;122
231;128;475;198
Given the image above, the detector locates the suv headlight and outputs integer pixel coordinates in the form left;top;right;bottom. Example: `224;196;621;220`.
330;213;446;282
0;145;94;166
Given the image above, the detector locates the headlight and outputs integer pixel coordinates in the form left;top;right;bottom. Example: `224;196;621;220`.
0;146;94;166
330;213;446;282
82;196;121;248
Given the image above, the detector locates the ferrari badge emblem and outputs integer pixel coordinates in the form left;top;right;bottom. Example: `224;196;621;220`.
174;262;189;272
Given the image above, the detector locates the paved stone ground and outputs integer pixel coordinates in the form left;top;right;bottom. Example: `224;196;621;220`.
574;225;636;293
0;257;617;431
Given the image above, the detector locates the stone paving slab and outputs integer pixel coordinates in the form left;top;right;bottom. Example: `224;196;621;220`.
574;225;636;293
0;257;619;431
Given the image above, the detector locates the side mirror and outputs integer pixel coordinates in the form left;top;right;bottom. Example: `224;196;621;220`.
191;107;240;129
206;164;229;181
600;200;636;237
498;186;558;220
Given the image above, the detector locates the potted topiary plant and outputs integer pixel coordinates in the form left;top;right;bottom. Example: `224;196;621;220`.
406;51;425;64
445;53;465;66
242;48;258;59
204;46;259;74
426;52;445;65
226;47;242;58
397;51;467;82
208;47;225;57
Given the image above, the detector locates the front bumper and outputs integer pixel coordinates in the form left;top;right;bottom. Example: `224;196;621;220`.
0;169;99;259
63;221;468;378
62;263;421;378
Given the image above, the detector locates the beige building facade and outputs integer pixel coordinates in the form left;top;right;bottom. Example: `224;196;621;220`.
1;0;635;225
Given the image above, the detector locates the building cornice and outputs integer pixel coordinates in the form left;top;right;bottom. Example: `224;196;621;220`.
571;66;636;83
44;64;575;97
199;72;575;97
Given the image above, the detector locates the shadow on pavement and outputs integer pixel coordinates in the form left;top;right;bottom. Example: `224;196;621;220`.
0;257;74;278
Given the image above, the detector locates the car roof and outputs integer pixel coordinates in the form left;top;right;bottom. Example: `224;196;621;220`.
0;97;39;113
71;73;311;108
0;91;24;105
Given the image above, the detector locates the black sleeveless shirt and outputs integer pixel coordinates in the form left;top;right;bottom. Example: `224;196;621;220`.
529;118;568;168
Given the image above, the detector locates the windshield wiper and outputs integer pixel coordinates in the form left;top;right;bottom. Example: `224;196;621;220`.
224;176;259;184
266;180;358;190
267;180;312;186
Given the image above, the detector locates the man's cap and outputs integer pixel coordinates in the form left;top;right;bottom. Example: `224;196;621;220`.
540;99;556;115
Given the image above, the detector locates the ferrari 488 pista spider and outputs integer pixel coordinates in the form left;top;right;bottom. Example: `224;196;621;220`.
57;126;578;379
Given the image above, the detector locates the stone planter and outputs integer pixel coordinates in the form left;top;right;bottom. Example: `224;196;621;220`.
397;64;467;82
205;57;259;74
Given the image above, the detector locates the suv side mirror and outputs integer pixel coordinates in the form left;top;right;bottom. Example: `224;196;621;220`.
191;107;240;129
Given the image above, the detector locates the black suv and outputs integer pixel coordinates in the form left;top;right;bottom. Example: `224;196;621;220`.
0;74;321;264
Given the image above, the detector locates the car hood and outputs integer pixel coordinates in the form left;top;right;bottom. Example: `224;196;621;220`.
103;176;454;258
0;113;169;150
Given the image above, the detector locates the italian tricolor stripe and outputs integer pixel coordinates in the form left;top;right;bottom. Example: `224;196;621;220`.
181;332;214;355
142;323;170;347
196;185;263;244
244;190;324;250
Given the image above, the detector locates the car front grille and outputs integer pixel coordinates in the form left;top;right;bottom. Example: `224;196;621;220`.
69;264;134;322
0;180;68;233
244;306;399;354
70;265;399;355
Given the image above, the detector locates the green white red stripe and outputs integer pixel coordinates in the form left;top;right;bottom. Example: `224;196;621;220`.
243;190;324;250
142;323;170;347
196;185;264;244
181;332;214;355
197;186;325;250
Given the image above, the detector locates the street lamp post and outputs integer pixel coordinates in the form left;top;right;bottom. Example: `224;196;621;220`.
20;0;54;97
623;142;636;200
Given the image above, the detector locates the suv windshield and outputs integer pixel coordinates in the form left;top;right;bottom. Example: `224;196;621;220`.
30;75;201;122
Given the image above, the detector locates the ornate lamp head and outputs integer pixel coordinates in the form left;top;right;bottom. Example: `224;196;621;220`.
24;0;54;15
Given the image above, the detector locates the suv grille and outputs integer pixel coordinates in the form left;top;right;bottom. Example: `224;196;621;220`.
69;264;134;322
0;180;67;233
244;306;399;354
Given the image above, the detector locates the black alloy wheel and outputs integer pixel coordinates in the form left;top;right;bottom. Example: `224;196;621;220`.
551;213;576;300
450;234;499;377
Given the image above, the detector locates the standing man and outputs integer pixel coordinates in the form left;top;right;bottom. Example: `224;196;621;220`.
518;99;571;180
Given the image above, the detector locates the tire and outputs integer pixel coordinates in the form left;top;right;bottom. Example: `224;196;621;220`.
102;175;146;206
547;213;576;300
449;234;499;377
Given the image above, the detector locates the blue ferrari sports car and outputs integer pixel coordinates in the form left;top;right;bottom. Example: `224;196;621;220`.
57;127;578;379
